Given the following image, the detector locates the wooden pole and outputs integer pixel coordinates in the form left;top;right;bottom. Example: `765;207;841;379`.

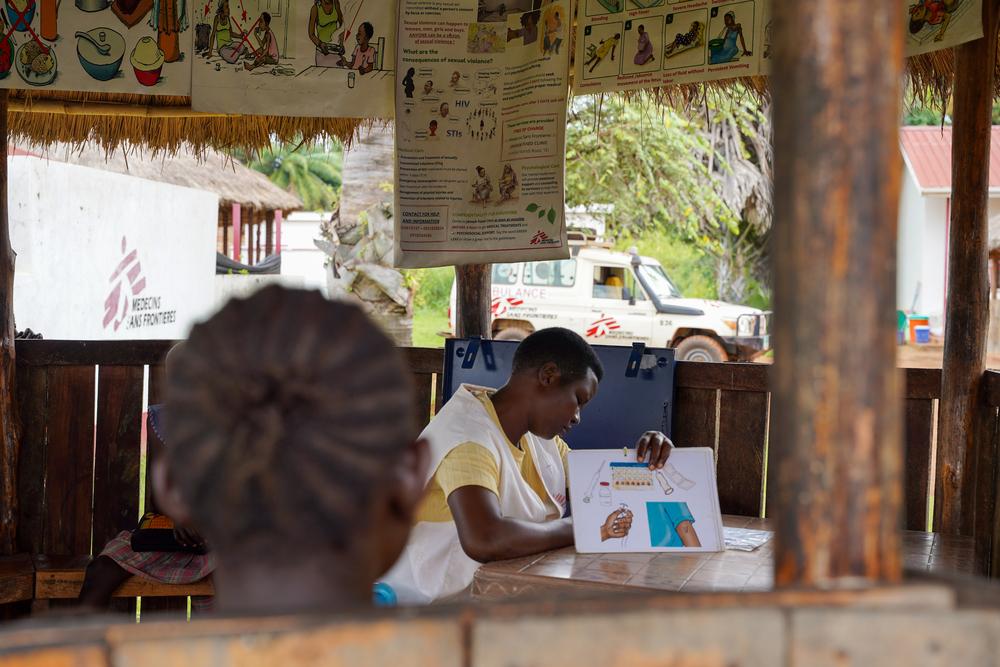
936;0;1000;539
265;211;274;256
221;208;230;256
275;210;283;255
0;90;20;555
232;204;241;263
455;264;491;338
771;0;904;586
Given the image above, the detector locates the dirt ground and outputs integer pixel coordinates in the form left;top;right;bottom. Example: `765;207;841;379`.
755;344;1000;369
896;344;1000;369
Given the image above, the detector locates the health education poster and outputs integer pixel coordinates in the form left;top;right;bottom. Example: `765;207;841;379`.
575;0;984;95
191;0;394;118
0;0;192;95
392;0;572;268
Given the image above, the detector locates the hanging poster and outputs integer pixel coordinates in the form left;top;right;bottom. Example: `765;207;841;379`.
190;0;394;118
392;0;571;267
0;0;192;95
574;0;984;96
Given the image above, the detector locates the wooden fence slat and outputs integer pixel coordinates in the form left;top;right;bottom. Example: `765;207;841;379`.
716;390;768;517
92;366;145;550
146;363;166;514
15;364;47;554
904;399;934;532
671;388;716;450
42;366;96;556
413;372;434;431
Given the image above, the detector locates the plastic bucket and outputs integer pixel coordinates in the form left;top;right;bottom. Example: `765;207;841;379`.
908;315;930;343
915;325;931;345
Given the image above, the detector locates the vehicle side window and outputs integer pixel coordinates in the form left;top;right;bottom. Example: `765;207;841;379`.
626;271;647;301
593;266;628;300
524;260;577;287
492;263;519;285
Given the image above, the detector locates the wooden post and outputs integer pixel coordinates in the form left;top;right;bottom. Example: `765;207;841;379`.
936;0;1000;542
232;204;241;263
455;265;491;338
0;90;19;555
221;208;230;257
275;210;283;255
265;211;274;256
771;0;904;586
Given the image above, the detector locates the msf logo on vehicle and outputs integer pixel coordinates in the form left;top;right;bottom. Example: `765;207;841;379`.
491;297;524;317
587;315;622;338
103;236;147;332
529;230;558;245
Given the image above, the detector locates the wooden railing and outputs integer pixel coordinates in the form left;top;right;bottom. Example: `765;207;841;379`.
11;341;1000;579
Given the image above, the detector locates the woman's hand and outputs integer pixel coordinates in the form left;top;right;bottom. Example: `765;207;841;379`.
635;431;673;470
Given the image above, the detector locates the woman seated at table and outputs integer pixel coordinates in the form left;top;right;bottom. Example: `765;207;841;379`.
151;286;429;614
384;328;673;604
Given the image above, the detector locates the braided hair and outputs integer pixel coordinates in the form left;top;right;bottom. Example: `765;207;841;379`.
165;286;416;562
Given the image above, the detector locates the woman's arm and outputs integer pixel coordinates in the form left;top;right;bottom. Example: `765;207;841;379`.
738;25;750;54
309;5;321;48
448;486;573;562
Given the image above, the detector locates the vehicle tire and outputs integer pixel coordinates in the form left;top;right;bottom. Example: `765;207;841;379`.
674;335;727;363
495;328;529;341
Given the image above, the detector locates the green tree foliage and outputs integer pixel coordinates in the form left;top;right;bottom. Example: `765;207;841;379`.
234;139;344;211
566;95;772;306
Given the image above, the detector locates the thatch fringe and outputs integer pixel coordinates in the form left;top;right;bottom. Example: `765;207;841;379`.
7;90;372;156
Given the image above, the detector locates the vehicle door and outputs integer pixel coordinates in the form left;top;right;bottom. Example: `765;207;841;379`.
585;264;655;345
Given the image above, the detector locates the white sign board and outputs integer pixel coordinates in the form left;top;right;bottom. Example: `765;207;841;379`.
9;155;218;340
568;447;724;553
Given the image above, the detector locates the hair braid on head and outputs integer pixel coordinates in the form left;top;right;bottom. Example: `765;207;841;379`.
165;286;416;562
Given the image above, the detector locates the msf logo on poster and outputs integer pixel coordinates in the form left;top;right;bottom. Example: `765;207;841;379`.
529;231;558;245
587;315;621;338
103;236;147;332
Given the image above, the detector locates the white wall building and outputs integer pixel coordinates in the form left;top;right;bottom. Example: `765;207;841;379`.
897;126;1000;335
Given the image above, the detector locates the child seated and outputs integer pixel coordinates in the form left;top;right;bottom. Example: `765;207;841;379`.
78;357;216;612
384;328;672;604
152;286;428;615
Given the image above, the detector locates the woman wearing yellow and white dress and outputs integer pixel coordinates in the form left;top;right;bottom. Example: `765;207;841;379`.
384;328;673;604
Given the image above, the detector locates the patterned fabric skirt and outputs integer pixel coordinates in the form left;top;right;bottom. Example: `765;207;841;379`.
99;531;216;584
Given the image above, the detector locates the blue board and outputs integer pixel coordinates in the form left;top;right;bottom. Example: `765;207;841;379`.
442;338;675;450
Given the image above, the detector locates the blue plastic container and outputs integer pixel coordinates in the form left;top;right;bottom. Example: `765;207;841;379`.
373;582;397;607
915;325;931;345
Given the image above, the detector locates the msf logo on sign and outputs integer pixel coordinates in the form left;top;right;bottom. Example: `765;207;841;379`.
587;315;621;338
103;236;147;332
530;230;558;245
491;297;524;317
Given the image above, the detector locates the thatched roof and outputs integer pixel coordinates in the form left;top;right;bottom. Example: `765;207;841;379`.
7;90;369;155
19;140;303;211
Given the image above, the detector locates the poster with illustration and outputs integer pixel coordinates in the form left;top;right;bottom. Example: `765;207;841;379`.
573;0;984;97
0;0;192;94
191;0;394;118
394;0;571;267
568;448;724;553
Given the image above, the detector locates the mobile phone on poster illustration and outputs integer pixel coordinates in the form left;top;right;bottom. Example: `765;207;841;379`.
568;447;724;553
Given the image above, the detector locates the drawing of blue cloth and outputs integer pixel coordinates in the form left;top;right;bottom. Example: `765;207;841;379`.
710;30;739;64
646;502;695;547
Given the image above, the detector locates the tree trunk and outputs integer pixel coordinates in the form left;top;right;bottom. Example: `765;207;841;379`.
0;90;20;555
771;0;904;586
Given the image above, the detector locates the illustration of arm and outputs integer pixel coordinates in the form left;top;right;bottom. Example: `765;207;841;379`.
738;24;750;55
675;520;701;547
308;4;322;49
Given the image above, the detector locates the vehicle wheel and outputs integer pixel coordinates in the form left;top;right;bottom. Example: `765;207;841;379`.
674;335;727;363
495;328;529;341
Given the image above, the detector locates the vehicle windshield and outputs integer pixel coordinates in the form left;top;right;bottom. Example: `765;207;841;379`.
637;264;683;300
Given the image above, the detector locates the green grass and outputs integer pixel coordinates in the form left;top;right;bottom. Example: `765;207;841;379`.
413;306;449;348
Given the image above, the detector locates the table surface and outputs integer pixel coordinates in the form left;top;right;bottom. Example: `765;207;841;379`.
472;515;976;599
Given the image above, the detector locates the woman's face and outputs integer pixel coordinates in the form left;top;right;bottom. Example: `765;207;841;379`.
724;14;735;27
638;25;644;34
424;81;432;92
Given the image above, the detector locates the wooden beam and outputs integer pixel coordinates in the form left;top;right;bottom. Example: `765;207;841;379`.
936;0;1000;541
455;265;491;338
771;0;905;586
7;99;233;119
0;90;19;556
265;211;274;256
